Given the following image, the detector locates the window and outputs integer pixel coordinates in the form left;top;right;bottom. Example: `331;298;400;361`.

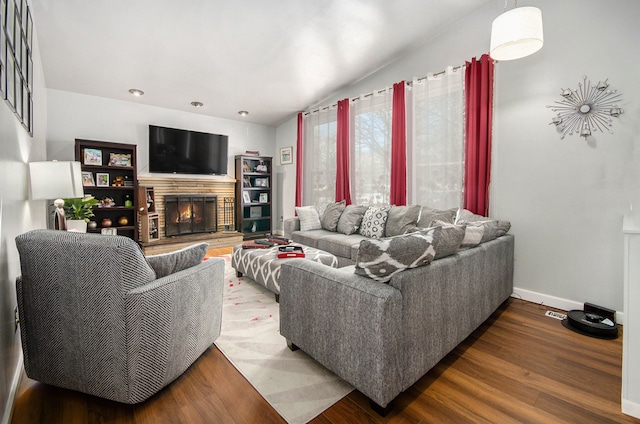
302;107;337;211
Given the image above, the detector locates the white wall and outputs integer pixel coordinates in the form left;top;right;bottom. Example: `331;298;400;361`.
0;18;48;422
45;90;277;177
275;0;640;315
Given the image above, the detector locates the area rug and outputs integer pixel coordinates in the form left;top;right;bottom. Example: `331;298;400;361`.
213;255;353;424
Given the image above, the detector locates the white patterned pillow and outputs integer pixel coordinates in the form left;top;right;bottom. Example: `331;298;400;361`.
295;206;322;231
359;206;391;238
355;227;438;283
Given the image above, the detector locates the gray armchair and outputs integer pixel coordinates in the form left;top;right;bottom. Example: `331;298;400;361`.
15;229;224;404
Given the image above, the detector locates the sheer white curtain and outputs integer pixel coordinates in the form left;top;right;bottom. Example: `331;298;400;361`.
350;88;393;205
302;106;337;211
409;66;464;209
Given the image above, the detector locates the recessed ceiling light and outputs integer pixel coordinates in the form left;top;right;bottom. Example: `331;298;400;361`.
238;110;249;116
128;89;144;96
191;101;204;108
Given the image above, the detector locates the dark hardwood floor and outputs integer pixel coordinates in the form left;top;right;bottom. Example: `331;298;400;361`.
11;251;639;423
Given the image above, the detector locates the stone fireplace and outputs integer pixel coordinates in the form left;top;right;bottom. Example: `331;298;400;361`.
164;195;218;236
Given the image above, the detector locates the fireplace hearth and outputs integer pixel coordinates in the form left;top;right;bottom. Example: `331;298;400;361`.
164;195;218;236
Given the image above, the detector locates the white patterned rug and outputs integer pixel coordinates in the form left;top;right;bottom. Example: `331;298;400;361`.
213;255;353;424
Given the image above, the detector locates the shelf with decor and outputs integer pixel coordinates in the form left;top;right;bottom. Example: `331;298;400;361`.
75;139;138;241
235;155;272;239
137;186;159;243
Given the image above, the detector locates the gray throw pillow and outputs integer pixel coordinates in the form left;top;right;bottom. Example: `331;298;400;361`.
320;200;346;232
145;242;208;278
456;208;488;223
429;220;466;259
385;205;421;237
355;227;439;283
359;205;391;239
295;206;322;231
337;205;369;235
417;206;458;227
458;219;511;249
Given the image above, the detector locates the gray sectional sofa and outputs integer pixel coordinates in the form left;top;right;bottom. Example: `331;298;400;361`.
279;203;514;412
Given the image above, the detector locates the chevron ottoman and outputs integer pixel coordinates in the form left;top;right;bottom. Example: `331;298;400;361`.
231;243;338;301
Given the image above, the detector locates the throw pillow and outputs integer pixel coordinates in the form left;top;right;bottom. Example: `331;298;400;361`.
417;206;458;227
337;205;369;235
359;205;391;239
355;227;439;283
295;206;322;231
429;220;466;259
320;200;346;232
385;205;421;237
145;242;208;278
456;208;488;223
458;219;511;249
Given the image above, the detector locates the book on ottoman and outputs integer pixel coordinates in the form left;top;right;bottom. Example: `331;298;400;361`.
242;241;271;249
277;245;305;258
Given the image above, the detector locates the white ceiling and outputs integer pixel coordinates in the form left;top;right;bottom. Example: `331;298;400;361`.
31;0;492;127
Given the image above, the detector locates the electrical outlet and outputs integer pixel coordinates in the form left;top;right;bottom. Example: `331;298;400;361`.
14;306;19;332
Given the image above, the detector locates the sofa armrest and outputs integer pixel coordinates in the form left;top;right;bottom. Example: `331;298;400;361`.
124;257;224;403
283;217;300;239
279;259;403;408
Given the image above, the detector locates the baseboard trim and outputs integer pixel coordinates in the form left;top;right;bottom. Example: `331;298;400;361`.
622;398;640;419
512;287;625;325
1;351;23;424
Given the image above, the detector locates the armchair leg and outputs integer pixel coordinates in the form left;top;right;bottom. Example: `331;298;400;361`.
236;270;243;277
275;293;279;303
286;340;299;351
370;399;393;417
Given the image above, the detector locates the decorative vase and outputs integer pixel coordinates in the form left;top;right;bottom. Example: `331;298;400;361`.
102;218;112;227
87;221;97;230
66;220;87;233
251;222;257;233
118;216;129;226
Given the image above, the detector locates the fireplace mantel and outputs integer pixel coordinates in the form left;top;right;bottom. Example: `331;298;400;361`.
138;175;242;254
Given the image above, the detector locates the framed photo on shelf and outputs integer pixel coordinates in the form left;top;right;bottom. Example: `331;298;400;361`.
250;206;262;218
109;152;132;167
83;148;102;165
259;193;268;203
254;178;268;187
82;171;95;186
243;176;251;187
96;172;109;187
280;146;293;165
242;191;251;204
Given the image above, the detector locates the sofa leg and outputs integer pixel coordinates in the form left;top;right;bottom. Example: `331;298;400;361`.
236;270;243;277
287;340;299;351
370;399;393;417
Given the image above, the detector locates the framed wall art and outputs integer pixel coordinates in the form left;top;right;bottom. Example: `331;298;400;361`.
280;146;293;165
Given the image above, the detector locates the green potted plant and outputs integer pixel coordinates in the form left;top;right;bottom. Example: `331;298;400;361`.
62;195;100;232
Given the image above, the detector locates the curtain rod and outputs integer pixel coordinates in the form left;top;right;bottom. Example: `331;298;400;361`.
303;64;464;116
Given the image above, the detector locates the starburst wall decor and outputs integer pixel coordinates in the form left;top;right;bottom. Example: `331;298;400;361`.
547;76;624;139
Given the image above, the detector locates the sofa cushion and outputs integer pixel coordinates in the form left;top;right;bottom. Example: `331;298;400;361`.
385;205;421;237
145;242;208;278
337;205;369;235
317;233;369;259
296;206;322;231
459;219;511;249
354;227;438;283
291;229;336;248
359;205;391;239
320;200;346;232
417;206;457;227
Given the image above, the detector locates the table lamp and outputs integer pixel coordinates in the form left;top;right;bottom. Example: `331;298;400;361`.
28;161;84;230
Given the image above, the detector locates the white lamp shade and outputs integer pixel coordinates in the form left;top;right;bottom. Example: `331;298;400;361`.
490;6;543;61
28;161;84;200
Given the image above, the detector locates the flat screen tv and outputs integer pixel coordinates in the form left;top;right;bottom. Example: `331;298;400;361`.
149;125;229;175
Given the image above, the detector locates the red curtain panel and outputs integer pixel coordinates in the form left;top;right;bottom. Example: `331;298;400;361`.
464;55;494;216
390;81;407;206
335;99;352;205
295;112;303;208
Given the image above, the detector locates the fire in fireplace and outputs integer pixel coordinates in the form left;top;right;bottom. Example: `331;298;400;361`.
164;195;218;236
